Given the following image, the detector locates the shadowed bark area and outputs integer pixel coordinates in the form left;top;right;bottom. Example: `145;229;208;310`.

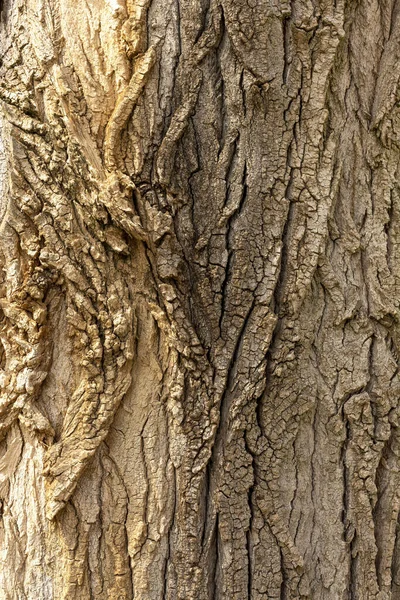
1;0;400;598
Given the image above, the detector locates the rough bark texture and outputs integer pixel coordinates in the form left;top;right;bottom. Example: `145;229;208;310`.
1;0;400;598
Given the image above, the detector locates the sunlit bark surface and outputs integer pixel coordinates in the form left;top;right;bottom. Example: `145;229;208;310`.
1;0;400;598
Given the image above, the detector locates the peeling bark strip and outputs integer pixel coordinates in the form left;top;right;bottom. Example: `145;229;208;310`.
1;0;400;599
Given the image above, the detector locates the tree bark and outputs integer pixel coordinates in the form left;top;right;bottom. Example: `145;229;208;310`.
0;0;399;598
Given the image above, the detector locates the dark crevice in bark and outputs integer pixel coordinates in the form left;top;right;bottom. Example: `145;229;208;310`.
391;509;400;594
213;513;221;600
201;508;217;600
96;452;106;597
273;171;296;317
341;412;351;530
279;546;286;600
200;458;212;551
194;0;212;46
349;551;358;600
218;160;247;336
244;433;255;600
341;408;359;600
175;0;182;61
282;15;291;87
215;34;226;154
310;401;317;565
162;463;177;600
385;188;395;272
213;296;256;456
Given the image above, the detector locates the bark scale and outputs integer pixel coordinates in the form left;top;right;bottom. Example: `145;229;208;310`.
0;0;399;599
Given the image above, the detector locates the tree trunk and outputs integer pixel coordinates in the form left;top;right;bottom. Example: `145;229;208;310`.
0;0;399;598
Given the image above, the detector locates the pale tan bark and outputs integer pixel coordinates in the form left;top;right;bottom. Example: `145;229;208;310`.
0;0;400;599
